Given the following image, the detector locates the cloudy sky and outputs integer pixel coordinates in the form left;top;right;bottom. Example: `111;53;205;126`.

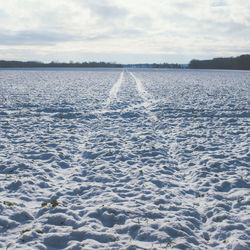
0;0;249;63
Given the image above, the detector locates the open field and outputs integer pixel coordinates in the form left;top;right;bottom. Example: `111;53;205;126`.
0;68;249;249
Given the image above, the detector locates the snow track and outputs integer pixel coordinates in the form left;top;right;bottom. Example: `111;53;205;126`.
106;71;124;106
130;71;158;121
130;72;153;107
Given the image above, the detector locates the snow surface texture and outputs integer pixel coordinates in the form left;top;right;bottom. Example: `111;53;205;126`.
0;68;249;249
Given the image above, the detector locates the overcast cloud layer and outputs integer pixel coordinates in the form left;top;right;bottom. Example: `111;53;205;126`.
0;0;250;63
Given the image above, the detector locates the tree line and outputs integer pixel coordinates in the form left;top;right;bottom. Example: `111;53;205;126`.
123;63;184;68
1;54;249;69
0;61;122;68
0;60;184;69
188;54;250;70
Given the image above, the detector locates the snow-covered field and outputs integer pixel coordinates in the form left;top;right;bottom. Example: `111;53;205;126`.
0;68;249;249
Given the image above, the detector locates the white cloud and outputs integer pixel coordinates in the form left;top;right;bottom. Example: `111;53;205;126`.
0;0;249;63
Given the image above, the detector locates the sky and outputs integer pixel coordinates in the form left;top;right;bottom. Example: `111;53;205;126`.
0;0;250;64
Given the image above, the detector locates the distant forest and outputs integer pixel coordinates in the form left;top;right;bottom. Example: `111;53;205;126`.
0;61;123;68
124;63;184;68
0;60;184;69
0;54;249;70
189;54;250;70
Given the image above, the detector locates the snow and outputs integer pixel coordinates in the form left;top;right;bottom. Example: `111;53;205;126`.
106;71;124;106
0;68;249;249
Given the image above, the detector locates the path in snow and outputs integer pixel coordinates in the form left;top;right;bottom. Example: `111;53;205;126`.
106;71;124;107
129;72;152;105
129;72;158;122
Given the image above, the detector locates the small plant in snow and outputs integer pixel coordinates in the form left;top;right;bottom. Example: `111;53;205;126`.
3;201;14;206
166;241;176;248
41;202;47;207
197;193;204;198
237;198;244;203
21;229;30;234
51;199;59;207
